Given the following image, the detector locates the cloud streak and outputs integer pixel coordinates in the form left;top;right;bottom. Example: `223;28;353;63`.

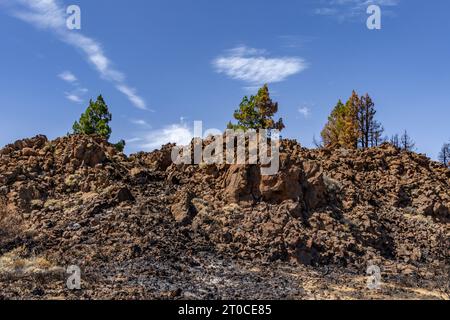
58;70;88;103
64;92;82;103
58;70;77;83
117;84;147;111
298;106;311;118
130;119;151;127
213;46;307;85
3;0;147;110
314;0;400;20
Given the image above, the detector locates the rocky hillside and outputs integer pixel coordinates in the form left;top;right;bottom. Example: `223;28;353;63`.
0;135;448;299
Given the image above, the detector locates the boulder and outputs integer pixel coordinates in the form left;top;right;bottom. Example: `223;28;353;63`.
171;190;197;224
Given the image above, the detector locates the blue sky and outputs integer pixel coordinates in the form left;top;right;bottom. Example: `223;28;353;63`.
0;0;449;159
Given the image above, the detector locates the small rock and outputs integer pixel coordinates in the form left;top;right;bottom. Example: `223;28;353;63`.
22;148;36;157
68;222;81;231
116;187;135;203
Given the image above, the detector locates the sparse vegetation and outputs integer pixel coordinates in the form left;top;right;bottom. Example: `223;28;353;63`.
0;198;23;239
0;247;61;277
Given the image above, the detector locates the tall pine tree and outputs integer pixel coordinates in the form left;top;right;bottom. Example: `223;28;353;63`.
321;99;346;148
342;91;360;149
358;94;376;148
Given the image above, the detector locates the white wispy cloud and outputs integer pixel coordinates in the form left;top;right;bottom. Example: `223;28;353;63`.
58;70;88;103
64;92;82;103
125;137;143;144
64;88;87;103
314;0;400;20
298;106;311;118
3;0;147;110
136;123;193;151
278;35;315;49
58;70;77;83
213;45;307;85
242;86;263;93
117;85;147;111
130;119;151;127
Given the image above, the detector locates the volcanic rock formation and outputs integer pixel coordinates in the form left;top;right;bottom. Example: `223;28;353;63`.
0;135;448;299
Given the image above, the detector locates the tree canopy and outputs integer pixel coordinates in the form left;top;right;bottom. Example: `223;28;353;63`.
72;95;126;152
228;84;285;132
321;91;384;149
73;95;112;139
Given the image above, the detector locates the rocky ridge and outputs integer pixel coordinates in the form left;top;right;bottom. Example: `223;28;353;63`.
0;135;448;299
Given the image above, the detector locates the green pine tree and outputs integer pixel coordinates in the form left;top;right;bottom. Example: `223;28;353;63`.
73;95;112;139
321;99;347;148
321;91;384;149
72;95;126;152
228;84;285;132
113;139;126;153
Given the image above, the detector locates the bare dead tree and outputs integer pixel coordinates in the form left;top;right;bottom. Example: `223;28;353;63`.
400;130;415;151
313;135;323;148
370;121;384;147
390;134;400;149
439;142;450;167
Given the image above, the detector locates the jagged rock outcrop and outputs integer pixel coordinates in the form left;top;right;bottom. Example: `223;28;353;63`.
0;135;448;299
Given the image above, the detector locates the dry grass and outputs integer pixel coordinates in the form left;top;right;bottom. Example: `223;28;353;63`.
0;199;63;281
0;247;63;277
0;198;24;238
